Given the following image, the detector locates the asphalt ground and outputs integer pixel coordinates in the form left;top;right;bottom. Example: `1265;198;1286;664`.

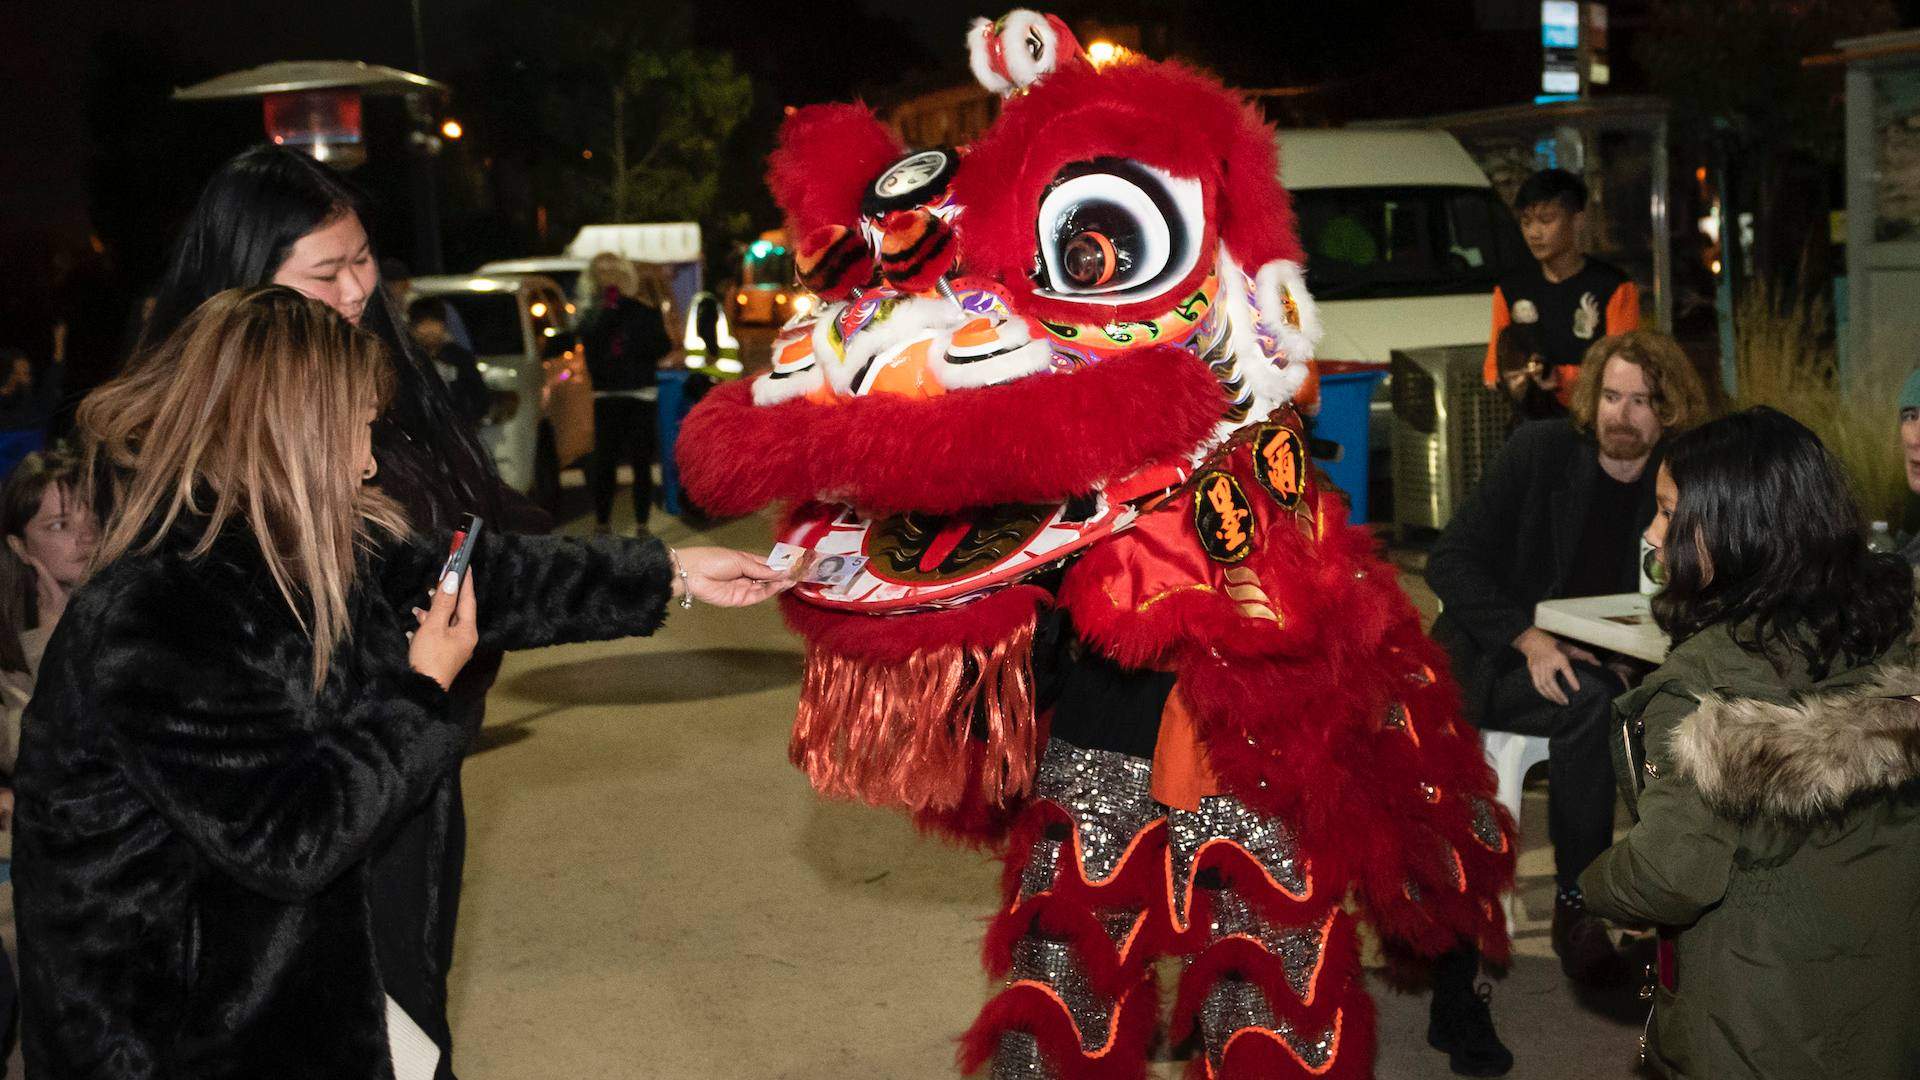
441;489;1653;1079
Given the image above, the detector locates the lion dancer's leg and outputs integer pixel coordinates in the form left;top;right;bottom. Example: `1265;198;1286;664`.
960;742;1166;1080
1165;797;1376;1080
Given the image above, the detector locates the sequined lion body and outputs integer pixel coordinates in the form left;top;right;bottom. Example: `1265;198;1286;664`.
678;11;1514;1078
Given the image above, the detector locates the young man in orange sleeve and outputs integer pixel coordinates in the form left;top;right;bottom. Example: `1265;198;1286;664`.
1484;169;1640;405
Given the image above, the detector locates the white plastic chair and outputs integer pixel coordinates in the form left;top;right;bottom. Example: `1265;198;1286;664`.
1481;729;1550;933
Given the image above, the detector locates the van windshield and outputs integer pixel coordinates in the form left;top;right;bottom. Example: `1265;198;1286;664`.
1294;186;1529;301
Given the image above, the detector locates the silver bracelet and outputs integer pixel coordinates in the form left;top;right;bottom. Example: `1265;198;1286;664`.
667;545;692;609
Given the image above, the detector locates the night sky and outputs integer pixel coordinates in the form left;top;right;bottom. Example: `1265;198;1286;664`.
7;0;1919;351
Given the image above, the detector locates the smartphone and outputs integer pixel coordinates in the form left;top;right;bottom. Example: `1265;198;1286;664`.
439;514;483;594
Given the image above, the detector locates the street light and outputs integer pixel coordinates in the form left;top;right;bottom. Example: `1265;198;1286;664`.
1088;40;1130;68
440;118;463;141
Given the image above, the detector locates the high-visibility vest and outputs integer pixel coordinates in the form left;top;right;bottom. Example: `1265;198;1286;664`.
682;292;742;374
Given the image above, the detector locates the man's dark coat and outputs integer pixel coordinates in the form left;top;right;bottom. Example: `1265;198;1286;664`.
1427;418;1661;720
13;523;671;1079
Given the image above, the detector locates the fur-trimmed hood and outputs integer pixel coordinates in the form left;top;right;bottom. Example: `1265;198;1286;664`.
1670;662;1920;825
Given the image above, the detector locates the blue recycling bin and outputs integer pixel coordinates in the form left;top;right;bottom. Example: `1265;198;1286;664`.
1310;364;1389;524
657;368;693;517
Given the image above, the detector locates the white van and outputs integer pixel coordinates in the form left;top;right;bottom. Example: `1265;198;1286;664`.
1280;128;1529;364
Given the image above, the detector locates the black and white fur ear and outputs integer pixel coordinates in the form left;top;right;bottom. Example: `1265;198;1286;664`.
968;10;1078;96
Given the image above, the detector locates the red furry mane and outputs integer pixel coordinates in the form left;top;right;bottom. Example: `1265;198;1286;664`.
766;103;904;236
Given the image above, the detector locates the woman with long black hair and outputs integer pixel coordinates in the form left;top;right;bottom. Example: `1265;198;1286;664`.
127;146;550;1076
137;144;498;532
1581;406;1920;1079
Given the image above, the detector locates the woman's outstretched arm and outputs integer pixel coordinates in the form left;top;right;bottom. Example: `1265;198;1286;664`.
380;532;789;653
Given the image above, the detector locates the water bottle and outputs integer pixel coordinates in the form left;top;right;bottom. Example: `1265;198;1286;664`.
1639;535;1665;594
1868;521;1897;555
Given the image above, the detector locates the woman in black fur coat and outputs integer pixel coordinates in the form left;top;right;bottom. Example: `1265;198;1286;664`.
12;287;788;1079
129;145;556;1073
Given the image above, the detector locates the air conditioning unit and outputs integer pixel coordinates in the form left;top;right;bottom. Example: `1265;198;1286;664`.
1391;345;1512;532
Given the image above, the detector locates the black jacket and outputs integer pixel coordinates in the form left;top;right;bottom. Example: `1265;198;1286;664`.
578;296;670;393
13;522;672;1079
1427;419;1660;720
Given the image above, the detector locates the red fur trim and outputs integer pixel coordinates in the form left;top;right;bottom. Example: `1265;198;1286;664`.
789;596;1042;813
953;59;1302;328
766;103;903;236
782;585;1049;663
1057;427;1515;962
674;378;809;517
676;348;1226;517
912;734;1028;848
959;973;1158;1080
1183;632;1514;961
982;892;1142;996
1171;921;1371;1079
1170;932;1353;1038
997;800;1170;914
1193;993;1375;1080
1165;840;1335;952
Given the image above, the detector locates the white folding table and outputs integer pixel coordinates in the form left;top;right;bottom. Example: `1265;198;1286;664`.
1533;592;1670;664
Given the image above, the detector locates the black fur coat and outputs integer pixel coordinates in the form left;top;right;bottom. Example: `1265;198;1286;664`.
12;520;672;1079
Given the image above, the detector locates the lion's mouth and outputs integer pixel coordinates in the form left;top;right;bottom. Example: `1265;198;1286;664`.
779;480;1184;612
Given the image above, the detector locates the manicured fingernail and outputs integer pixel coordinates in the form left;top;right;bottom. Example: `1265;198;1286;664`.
440;572;459;595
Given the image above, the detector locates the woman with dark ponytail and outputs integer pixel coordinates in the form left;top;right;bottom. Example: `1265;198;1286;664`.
1582;406;1920;1079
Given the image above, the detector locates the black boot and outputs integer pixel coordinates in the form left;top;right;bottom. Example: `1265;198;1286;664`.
1552;888;1627;986
1427;947;1513;1077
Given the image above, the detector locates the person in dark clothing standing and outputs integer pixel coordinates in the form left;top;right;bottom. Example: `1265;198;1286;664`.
578;253;672;535
407;297;490;429
1482;169;1640;404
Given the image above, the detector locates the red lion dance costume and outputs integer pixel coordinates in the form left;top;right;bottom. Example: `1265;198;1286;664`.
680;12;1514;1079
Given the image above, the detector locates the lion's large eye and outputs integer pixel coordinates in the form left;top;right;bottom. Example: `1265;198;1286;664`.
1033;158;1204;303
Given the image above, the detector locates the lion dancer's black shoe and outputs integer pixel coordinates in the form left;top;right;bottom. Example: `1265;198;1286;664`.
962;743;1164;1080
1426;945;1513;1077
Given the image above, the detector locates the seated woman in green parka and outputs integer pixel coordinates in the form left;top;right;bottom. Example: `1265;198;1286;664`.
1581;406;1920;1080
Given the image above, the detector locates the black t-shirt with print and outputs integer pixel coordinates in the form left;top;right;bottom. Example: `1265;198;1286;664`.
1495;258;1633;371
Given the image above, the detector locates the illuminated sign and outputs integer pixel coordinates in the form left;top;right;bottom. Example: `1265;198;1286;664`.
1542;1;1580;48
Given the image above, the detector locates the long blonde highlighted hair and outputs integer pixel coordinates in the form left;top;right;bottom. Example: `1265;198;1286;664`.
80;285;410;687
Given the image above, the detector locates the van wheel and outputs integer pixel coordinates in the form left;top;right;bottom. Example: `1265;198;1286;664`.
532;423;561;516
